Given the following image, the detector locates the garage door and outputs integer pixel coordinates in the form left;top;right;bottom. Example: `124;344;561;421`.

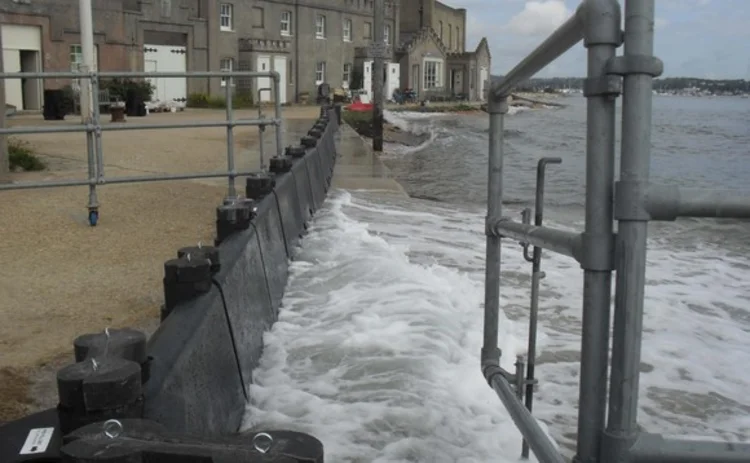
143;44;187;103
2;24;42;110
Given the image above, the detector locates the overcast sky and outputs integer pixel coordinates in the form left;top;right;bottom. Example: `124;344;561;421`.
449;0;749;79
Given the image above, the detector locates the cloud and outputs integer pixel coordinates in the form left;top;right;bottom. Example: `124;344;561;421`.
506;0;571;36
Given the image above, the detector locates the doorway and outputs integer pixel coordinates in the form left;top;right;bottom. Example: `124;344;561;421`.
20;50;41;110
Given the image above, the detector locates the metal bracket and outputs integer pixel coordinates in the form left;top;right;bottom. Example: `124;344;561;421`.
606;54;664;77
579;231;617;271
583;75;622;97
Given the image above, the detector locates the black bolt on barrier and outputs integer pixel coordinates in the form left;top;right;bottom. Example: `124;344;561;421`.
178;245;221;274
214;200;255;246
300;136;317;148
60;419;324;462
246;172;276;200
308;127;323;139
56;356;144;436
269;156;293;174
285;145;306;158
161;255;213;320
74;328;150;384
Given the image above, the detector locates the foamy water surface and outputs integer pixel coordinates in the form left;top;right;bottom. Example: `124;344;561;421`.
242;96;750;461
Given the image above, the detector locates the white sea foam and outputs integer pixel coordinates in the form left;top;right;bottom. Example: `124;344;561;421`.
243;190;750;461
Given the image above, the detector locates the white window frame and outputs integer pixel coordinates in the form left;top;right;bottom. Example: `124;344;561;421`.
315;15;326;39
220;3;233;31
343;19;352;42
364;21;372;39
384;24;391;45
315;62;326;85
220;57;234;87
423;58;443;89
343;63;352;84
281;11;292;36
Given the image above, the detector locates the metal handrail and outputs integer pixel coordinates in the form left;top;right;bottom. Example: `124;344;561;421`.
0;70;283;226
481;0;750;462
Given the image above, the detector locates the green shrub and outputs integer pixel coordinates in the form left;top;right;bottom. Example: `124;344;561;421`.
101;78;154;102
8;139;45;171
187;91;255;109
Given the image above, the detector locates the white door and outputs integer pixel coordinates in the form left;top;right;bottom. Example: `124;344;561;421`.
273;56;287;104
386;63;400;101
144;44;187;103
2;24;42;110
480;66;489;101
363;61;373;99
256;56;272;102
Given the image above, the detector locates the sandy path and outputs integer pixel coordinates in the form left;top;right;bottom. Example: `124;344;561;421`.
0;106;319;422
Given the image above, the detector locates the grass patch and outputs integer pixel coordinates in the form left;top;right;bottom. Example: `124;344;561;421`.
8;138;45;172
187;91;255;109
342;110;376;138
389;103;478;113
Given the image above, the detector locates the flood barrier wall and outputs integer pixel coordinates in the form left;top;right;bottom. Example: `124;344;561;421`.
144;108;340;436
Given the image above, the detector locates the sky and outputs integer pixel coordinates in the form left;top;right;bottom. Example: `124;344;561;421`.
448;0;750;79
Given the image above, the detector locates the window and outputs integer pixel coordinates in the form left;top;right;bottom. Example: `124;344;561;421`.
456;26;460;50
423;58;443;89
343;19;352;42
315;15;326;39
281;11;292;36
315;62;326;84
439;21;443;40
160;0;171;17
448;25;452;48
252;7;264;28
364;21;372;39
343;63;352;84
384;24;391;45
69;44;99;72
220;3;233;31
220;58;234;87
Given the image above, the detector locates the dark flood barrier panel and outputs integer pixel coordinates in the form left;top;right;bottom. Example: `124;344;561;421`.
0;106;340;462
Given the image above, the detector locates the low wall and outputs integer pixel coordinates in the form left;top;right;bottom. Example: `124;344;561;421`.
0;106;339;461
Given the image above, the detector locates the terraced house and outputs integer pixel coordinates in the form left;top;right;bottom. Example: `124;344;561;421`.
0;0;488;107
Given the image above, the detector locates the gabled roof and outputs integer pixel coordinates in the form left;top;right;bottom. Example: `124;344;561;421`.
396;26;449;57
475;37;491;60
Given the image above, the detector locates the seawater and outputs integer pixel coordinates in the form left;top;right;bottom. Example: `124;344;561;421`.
242;96;750;462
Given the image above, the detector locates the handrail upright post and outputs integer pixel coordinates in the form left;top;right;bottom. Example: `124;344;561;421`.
521;157;560;459
272;73;283;159
225;75;236;199
575;1;622;462
603;0;663;461
257;88;266;171
481;95;508;371
90;70;104;184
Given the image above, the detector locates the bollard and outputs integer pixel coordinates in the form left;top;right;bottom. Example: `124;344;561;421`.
178;245;221;274
74;328;150;384
56;357;143;436
269;156;293;174
300;136;317;148
161;255;213;320
308;127;323;139
285;145;306;159
214;199;256;247
333;104;342;125
246;172;275;200
61;419;325;462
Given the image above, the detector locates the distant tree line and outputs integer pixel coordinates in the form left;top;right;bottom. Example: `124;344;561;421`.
491;75;750;94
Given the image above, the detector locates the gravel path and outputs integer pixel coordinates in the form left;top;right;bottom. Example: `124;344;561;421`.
0;106;320;422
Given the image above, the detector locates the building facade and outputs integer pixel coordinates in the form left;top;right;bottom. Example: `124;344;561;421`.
0;0;487;108
397;0;491;101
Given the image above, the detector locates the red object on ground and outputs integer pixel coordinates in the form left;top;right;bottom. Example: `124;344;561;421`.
345;100;373;112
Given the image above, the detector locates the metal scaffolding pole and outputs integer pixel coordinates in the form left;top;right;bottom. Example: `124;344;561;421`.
574;1;621;462
603;0;662;460
372;0;385;152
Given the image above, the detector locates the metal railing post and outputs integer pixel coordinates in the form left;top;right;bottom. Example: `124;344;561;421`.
257;87;273;171
481;95;507;372
574;1;621;462
603;0;663;461
272;72;283;159
225;75;236;199
90;70;104;185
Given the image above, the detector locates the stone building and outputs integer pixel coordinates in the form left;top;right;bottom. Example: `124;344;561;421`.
397;0;491;101
0;0;486;107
